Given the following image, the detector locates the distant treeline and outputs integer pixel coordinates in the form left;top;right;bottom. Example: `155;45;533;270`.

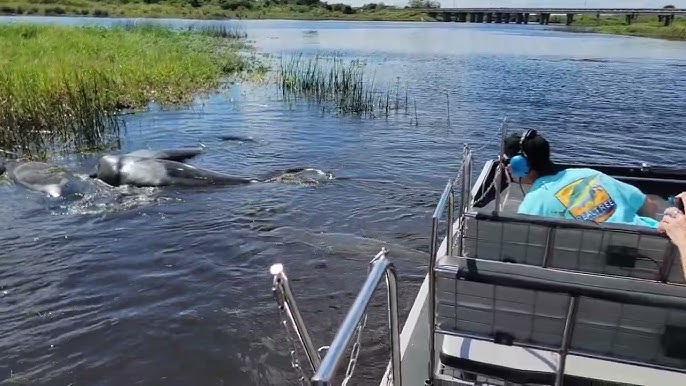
127;0;440;13
1;0;441;14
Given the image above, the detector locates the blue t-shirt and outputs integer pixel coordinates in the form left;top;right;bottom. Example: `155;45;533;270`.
517;168;658;228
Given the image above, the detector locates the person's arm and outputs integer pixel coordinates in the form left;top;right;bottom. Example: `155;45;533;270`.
517;191;550;217
658;207;686;281
677;191;686;204
639;195;658;218
610;176;655;217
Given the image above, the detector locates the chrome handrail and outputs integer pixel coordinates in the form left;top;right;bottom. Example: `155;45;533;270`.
311;248;401;386
271;263;322;373
427;145;476;384
493;118;509;212
427;179;452;384
459;147;473;216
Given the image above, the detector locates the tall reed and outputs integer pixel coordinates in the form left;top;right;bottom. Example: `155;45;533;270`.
193;24;248;39
277;54;408;118
0;70;122;160
0;23;248;159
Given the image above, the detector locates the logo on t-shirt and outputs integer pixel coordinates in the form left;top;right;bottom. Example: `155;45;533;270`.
554;176;617;222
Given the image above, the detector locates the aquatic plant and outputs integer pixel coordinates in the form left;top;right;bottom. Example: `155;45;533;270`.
0;70;122;160
0;23;248;159
193;24;248;39
277;54;409;118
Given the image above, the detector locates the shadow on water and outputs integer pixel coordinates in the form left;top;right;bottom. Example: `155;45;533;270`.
1;15;686;386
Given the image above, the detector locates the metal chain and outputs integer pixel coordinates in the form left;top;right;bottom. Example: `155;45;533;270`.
274;290;309;385
384;373;393;386
382;363;394;386
455;129;509;211
340;248;389;386
456;117;506;196
341;311;367;386
472;164;503;206
451;156;464;190
468;119;507;153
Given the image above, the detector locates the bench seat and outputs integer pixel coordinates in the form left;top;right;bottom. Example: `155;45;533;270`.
458;198;683;284
434;255;686;384
440;334;686;386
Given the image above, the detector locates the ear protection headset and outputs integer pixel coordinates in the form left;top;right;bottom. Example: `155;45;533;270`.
509;129;537;179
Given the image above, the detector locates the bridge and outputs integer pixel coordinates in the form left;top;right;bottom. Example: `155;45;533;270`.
422;8;686;26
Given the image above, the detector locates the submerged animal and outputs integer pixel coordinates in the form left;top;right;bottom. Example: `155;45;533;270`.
89;147;257;187
123;147;206;162
91;154;257;187
2;146;336;194
90;148;336;188
218;135;257;143
0;160;85;198
0;147;212;196
90;158;336;188
264;168;335;185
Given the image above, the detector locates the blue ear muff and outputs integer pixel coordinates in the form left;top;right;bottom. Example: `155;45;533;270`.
509;155;529;179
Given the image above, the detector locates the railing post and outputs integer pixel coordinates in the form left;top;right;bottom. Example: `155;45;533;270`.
385;260;402;386
464;148;472;210
427;180;452;384
447;186;454;257
271;264;322;373
455;148;472;258
427;215;439;385
555;296;579;386
311;249;401;386
493;119;508;213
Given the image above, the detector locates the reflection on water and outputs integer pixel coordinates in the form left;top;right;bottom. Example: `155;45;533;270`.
0;15;685;386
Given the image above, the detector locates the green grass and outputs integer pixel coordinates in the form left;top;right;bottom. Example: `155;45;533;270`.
569;14;686;41
278;54;409;118
0;0;434;21
0;23;249;159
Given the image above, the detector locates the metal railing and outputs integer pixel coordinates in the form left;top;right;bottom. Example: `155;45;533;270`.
426;120;507;384
422;7;686;14
426;145;474;384
492;119;508;212
270;248;401;386
312;248;401;386
271;263;322;373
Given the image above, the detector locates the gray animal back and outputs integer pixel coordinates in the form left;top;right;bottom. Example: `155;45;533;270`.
9;162;75;197
126;148;204;163
11;162;70;186
161;160;252;185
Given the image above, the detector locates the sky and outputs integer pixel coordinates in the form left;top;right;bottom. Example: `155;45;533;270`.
346;0;686;9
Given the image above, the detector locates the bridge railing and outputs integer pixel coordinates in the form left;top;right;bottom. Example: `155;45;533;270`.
423;7;686;14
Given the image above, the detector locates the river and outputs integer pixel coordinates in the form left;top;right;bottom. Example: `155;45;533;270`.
1;16;686;386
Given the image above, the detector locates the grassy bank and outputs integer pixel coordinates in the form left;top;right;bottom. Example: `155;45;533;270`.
568;14;686;41
0;0;434;21
0;23;250;159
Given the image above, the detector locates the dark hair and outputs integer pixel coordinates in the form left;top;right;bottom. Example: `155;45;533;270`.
504;131;556;177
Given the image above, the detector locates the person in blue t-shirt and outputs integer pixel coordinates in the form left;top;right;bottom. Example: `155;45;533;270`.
501;129;659;228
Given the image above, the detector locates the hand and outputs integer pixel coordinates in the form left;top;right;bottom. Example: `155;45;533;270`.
659;206;686;249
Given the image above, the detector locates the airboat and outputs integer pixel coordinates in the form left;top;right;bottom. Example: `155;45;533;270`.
269;120;686;386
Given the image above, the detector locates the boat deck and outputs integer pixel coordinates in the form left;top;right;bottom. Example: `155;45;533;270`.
270;133;686;386
382;153;686;386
